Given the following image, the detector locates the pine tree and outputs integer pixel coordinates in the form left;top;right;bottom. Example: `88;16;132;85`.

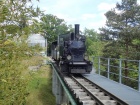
99;0;140;85
100;0;140;59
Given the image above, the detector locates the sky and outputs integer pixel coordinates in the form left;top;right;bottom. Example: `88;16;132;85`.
31;0;140;32
29;0;140;45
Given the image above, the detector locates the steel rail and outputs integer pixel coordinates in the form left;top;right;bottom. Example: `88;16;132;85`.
51;60;129;105
82;75;129;105
71;75;105;105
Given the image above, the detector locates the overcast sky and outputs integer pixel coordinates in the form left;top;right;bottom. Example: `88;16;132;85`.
32;0;140;32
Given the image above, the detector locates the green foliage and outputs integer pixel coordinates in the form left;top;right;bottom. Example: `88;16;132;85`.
30;43;43;53
36;14;71;55
100;0;140;60
83;28;104;57
0;0;42;104
102;41;122;58
132;39;140;45
26;65;55;105
0;41;30;105
39;14;70;44
99;0;140;89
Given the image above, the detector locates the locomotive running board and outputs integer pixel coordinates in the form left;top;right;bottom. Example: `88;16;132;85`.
69;62;87;65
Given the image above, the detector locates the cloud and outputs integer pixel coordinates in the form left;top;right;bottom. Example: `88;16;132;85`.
138;0;140;4
81;14;96;20
84;13;106;32
41;0;92;14
97;2;116;11
32;0;123;32
116;0;121;2
55;13;77;23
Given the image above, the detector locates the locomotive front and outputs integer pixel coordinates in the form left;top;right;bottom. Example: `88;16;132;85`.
60;24;92;73
66;38;87;61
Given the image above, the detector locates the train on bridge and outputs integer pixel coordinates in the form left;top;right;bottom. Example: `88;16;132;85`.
51;24;92;74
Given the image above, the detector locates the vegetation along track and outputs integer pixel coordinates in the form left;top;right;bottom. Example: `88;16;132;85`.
63;74;128;105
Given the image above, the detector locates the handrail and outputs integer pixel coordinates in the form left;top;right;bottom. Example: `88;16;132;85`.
93;57;140;92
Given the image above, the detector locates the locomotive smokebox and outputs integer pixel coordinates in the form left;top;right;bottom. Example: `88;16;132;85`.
75;24;79;39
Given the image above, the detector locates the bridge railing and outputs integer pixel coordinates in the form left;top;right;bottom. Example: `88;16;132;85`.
92;57;140;92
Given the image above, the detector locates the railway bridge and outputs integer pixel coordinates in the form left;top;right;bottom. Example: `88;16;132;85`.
48;57;140;105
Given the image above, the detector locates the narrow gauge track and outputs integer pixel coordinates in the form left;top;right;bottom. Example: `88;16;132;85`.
63;74;128;105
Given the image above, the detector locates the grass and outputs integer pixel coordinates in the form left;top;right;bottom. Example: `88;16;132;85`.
22;56;55;105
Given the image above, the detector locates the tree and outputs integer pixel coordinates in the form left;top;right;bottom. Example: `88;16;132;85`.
0;0;43;45
100;0;140;60
0;0;42;104
99;0;140;85
39;14;69;43
83;28;104;56
38;14;71;55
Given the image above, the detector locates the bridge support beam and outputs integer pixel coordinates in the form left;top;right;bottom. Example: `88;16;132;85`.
52;64;71;105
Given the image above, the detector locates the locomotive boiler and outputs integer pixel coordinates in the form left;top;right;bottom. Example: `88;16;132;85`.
51;24;92;74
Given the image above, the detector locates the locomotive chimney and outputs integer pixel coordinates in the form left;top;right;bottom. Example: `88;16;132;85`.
75;24;79;39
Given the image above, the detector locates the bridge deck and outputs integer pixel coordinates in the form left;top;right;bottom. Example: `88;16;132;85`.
83;68;140;105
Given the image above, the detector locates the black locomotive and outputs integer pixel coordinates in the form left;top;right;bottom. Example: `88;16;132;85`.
51;24;92;74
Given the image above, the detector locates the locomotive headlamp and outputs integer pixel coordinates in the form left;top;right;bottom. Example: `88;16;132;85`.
67;55;71;60
84;55;89;60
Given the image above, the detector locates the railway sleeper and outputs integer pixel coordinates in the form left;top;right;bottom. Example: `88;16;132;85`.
67;82;77;86
64;80;75;83
84;86;96;89
70;85;81;89
75;92;87;98
99;96;110;100
64;79;75;82
73;89;84;94
88;88;100;92
78;82;92;86
81;100;96;105
102;100;117;105
66;82;78;87
76;79;86;82
90;92;104;97
88;91;116;103
78;96;91;101
64;77;72;80
86;89;117;105
65;76;127;105
65;81;75;84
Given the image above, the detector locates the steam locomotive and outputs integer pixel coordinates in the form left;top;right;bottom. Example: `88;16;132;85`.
51;24;92;74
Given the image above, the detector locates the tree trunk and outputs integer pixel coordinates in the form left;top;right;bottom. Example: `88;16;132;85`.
45;38;46;47
124;39;129;84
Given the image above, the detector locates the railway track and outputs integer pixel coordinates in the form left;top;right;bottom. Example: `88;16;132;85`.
63;74;128;105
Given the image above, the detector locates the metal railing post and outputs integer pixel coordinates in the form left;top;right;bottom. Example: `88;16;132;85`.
119;59;122;84
107;58;110;79
98;57;101;75
138;60;140;92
